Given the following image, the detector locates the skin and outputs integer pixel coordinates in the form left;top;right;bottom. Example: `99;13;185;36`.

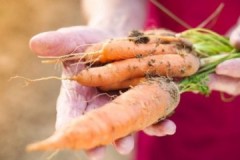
29;0;240;159
30;1;176;160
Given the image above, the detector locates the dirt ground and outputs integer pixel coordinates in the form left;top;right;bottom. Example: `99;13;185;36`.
0;1;130;160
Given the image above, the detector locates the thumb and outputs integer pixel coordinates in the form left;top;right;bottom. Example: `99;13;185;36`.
230;25;240;50
216;58;240;78
29;26;111;56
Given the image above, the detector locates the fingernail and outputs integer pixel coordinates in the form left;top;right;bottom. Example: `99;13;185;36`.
162;120;176;135
114;135;134;155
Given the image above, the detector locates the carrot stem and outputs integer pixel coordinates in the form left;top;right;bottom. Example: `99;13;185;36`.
178;28;240;94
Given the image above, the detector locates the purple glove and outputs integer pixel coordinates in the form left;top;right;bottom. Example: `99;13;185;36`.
208;25;240;96
30;26;176;160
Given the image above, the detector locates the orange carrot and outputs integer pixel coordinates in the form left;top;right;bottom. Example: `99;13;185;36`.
27;78;180;151
99;77;146;91
71;53;200;87
83;35;192;63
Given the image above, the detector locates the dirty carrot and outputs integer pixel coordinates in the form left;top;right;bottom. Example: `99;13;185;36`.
41;30;192;64
26;78;180;151
70;53;200;87
83;34;192;63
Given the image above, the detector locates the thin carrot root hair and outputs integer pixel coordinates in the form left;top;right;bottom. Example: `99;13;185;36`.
81;92;118;104
9;75;69;86
220;92;236;102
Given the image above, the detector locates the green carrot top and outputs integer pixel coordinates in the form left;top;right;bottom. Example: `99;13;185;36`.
178;28;240;95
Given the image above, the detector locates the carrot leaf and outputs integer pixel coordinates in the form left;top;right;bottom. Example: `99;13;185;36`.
178;28;240;95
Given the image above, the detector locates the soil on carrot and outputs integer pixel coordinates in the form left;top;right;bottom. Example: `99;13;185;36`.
128;30;150;44
135;54;143;59
144;77;180;118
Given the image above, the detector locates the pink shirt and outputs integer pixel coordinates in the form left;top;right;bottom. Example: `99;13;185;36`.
136;0;240;160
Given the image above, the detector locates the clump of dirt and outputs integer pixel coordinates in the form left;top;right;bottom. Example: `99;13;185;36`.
128;30;150;44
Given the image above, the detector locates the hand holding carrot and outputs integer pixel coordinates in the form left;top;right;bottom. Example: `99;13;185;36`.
29;26;177;159
28;26;240;159
208;24;240;96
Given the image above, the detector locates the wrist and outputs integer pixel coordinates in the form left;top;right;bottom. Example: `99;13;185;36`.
83;0;147;37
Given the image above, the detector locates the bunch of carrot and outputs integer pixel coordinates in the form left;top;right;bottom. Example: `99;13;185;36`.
27;28;240;152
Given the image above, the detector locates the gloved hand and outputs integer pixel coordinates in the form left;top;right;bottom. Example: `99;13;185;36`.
30;26;176;160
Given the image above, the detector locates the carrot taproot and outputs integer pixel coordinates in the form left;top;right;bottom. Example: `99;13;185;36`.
99;77;146;91
83;35;192;63
26;78;180;151
70;53;200;87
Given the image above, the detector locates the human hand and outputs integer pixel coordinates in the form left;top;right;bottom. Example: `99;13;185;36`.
30;26;176;160
208;25;240;96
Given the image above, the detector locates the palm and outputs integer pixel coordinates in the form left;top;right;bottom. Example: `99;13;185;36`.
56;62;110;129
30;26;113;129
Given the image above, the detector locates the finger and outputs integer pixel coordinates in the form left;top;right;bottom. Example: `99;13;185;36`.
86;146;106;160
216;58;240;78
55;63;107;129
29;26;110;56
143;119;176;136
208;74;240;96
113;134;135;155
230;25;240;50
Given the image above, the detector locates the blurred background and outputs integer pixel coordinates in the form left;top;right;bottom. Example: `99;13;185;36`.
0;0;130;160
